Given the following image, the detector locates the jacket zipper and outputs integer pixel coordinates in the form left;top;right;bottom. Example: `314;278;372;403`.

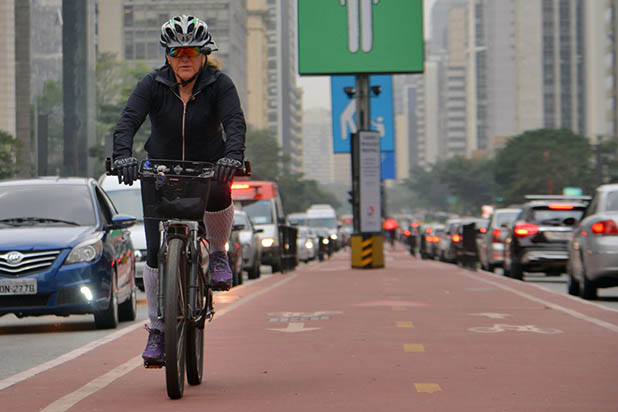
171;89;203;161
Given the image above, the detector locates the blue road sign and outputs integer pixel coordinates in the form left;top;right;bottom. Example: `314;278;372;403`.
331;75;395;153
381;151;395;179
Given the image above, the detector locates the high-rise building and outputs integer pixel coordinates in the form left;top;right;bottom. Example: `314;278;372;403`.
302;107;333;183
246;0;269;130
585;0;618;140
0;0;31;176
265;0;303;173
31;0;63;98
97;0;248;108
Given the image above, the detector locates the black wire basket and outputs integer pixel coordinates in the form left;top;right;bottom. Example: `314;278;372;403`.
140;159;215;221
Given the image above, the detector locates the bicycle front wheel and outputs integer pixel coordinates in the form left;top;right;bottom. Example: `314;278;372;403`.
186;267;205;386
164;238;187;399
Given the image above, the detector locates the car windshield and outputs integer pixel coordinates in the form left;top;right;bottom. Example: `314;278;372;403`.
532;208;584;225
239;199;273;224
606;191;618;211
0;184;96;226
495;211;520;227
306;217;337;229
233;213;249;227
106;189;144;221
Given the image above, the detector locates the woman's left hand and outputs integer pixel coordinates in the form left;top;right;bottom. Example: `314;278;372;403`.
215;157;242;184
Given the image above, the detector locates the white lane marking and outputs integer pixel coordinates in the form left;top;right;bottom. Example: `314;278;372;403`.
40;356;142;412
31;272;300;411
460;270;618;333
0;322;143;391
267;322;320;333
469;313;511;319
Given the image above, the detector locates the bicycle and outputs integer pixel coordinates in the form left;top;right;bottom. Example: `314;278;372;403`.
105;157;249;399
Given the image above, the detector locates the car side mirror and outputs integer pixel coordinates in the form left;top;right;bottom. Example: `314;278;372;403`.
254;228;264;233
232;224;245;231
110;214;136;229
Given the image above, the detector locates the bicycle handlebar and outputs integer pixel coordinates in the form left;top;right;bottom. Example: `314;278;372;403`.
104;157;251;179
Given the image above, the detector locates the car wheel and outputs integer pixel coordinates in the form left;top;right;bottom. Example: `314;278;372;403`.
567;269;580;296
94;272;119;329
248;253;260;279
580;262;597;300
510;258;523;280
119;282;137;322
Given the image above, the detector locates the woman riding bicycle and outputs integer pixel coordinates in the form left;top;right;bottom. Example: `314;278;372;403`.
112;15;246;366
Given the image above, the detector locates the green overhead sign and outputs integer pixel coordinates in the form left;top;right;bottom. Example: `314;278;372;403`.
297;0;424;75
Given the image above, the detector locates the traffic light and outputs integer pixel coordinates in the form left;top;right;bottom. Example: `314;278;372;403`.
348;190;354;205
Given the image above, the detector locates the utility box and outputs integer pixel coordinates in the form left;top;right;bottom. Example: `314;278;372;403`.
351;233;384;269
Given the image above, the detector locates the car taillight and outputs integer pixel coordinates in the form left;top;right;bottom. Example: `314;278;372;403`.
591;220;618;235
548;204;574;210
479;227;487;234
404;230;411;236
452;234;461;243
492;228;501;243
514;222;539;237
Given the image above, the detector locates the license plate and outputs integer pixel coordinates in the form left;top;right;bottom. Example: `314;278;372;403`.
0;278;37;295
544;231;571;241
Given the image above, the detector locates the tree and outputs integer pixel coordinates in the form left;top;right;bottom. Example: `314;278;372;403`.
403;165;449;212
494;129;594;204
0;130;19;179
36;80;64;174
434;155;496;215
244;127;282;181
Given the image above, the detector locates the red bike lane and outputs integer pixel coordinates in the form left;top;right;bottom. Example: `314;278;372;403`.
1;248;617;411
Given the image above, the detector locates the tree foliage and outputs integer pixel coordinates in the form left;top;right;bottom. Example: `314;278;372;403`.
494;128;594;204
0;130;19;179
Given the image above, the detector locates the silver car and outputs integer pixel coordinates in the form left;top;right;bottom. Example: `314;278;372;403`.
479;208;521;272
567;184;618;300
234;209;263;280
296;225;318;262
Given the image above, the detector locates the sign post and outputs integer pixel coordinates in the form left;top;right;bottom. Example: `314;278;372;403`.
298;0;424;268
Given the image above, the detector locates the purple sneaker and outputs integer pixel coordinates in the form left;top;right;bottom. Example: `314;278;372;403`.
209;251;232;291
142;326;165;366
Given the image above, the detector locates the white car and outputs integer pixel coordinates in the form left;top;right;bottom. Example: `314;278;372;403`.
296;225;318;262
99;175;147;291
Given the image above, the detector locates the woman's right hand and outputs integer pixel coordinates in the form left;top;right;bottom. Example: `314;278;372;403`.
113;157;139;186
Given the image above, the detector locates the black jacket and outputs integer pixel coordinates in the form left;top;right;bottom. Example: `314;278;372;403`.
113;64;245;163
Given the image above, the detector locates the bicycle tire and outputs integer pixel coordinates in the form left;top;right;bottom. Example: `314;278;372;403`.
186;265;205;386
164;238;187;399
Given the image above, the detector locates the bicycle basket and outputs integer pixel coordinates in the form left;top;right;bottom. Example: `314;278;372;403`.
140;159;214;221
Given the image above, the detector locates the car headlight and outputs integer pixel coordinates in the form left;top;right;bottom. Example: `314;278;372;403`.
330;234;338;240
305;241;313;249
65;236;103;265
322;238;329;245
225;242;230;252
261;238;275;248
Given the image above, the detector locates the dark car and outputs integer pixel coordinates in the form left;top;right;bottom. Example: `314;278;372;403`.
567;184;618;299
0;178;137;329
504;195;590;280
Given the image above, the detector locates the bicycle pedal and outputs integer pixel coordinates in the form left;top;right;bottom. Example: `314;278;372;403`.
144;361;165;369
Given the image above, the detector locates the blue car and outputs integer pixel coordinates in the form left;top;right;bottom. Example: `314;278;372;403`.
0;177;137;329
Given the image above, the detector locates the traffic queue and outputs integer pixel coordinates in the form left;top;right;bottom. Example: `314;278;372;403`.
397;184;618;301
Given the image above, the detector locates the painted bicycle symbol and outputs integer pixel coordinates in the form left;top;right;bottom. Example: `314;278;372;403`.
468;324;563;334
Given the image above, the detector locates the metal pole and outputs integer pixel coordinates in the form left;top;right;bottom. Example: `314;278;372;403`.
596;135;603;186
352;74;371;234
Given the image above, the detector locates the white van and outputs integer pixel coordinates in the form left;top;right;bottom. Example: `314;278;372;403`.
99;175;147;291
305;204;340;250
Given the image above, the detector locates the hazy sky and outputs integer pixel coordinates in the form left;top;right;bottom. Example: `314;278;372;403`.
297;0;435;111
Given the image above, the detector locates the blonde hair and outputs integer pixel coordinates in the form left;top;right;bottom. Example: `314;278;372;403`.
206;55;222;70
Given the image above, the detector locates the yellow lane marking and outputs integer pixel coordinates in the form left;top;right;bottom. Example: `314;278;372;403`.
396;321;414;328
391;306;406;311
414;383;442;393
403;344;425;352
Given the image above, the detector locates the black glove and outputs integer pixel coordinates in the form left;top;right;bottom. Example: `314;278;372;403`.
215;157;242;184
113;157;139;186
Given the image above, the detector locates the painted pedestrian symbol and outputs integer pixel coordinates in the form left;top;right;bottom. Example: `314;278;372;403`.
340;0;381;53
